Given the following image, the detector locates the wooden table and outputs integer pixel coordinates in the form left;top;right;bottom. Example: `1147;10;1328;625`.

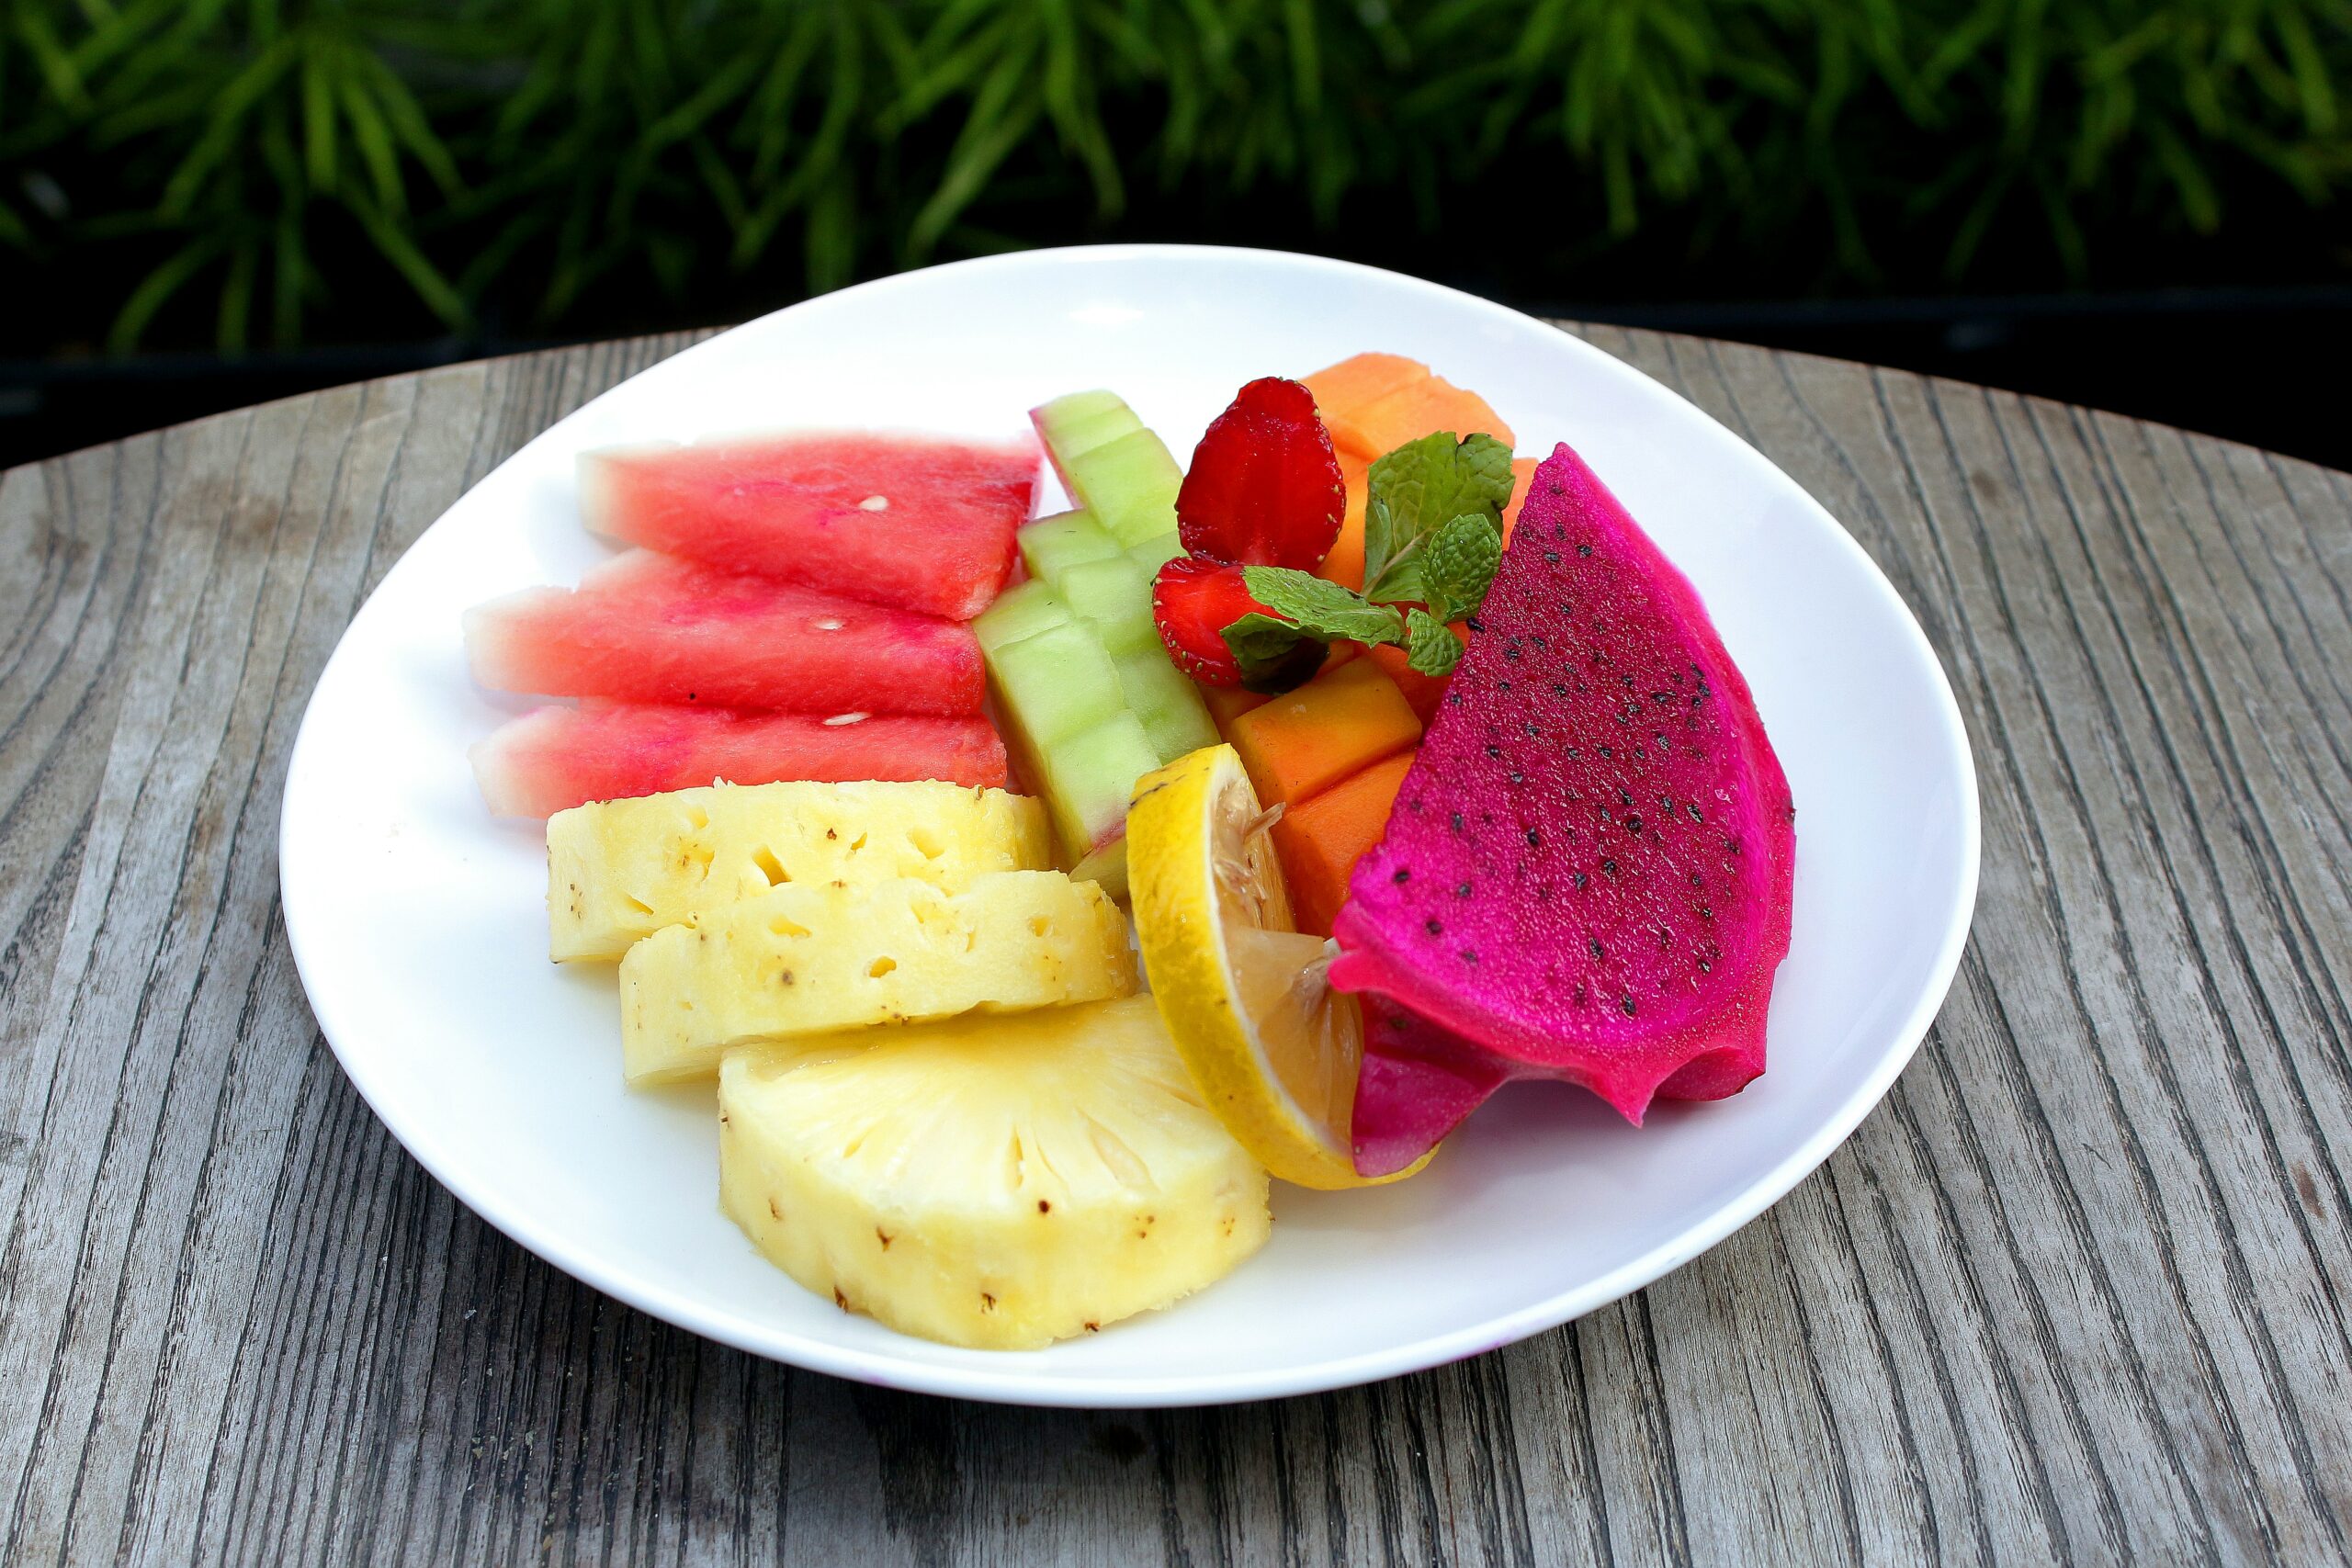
2;325;2346;1566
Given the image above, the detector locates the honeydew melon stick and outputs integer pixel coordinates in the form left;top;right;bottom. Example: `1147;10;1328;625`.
1065;429;1182;546
1032;390;1141;462
987;622;1125;748
1112;647;1220;761
1126;531;1185;573
1017;511;1121;585
1041;712;1159;874
973;579;1071;655
1031;393;1183;547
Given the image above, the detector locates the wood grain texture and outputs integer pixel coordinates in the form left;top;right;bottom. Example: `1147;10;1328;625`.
1;323;2345;1566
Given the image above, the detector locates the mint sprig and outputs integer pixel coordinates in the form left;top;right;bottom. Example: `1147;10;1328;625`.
1361;432;1514;603
1217;431;1515;680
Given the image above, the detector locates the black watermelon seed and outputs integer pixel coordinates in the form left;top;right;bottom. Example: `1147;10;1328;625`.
1601;858;1619;877
1486;745;1502;759
1461;949;1478;964
1625;815;1643;833
1544;550;1561;563
1620;995;1638;1015
1573;872;1589;889
1393;867;1411;884
1525;827;1542;849
1425;919;1443;936
1452;812;1465;833
1456;882;1473;897
1589;936;1605;959
1577;544;1592;557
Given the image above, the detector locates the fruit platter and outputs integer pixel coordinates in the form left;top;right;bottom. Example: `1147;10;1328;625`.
280;247;1977;1404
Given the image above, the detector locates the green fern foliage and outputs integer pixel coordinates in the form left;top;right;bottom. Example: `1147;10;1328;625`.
3;0;2347;350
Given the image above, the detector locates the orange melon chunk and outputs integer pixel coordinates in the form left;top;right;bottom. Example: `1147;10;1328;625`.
1324;378;1510;465
1321;452;1372;590
1227;658;1421;807
1502;455;1539;539
1272;750;1416;938
1202;685;1270;727
1364;642;1455;728
1303;354;1429;426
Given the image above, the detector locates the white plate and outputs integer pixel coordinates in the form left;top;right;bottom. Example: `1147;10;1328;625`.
280;244;1978;1407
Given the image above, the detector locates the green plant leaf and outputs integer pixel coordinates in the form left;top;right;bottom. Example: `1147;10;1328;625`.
1405;609;1465;677
1239;565;1408;645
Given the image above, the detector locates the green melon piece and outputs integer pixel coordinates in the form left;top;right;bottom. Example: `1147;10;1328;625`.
1114;647;1219;761
1064;429;1182;547
1125;530;1186;573
1041;711;1160;865
973;579;1070;655
1017;511;1122;586
987;621;1123;749
1057;555;1149;624
1032;390;1140;462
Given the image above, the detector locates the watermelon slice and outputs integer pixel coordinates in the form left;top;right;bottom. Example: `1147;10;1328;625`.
464;550;983;716
579;433;1041;621
472;703;1009;818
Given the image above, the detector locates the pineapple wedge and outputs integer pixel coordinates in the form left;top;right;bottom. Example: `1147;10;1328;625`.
620;870;1136;1084
719;996;1271;1348
547;780;1053;962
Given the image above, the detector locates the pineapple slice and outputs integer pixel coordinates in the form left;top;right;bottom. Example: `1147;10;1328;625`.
719;995;1271;1348
620;870;1136;1084
547;780;1053;963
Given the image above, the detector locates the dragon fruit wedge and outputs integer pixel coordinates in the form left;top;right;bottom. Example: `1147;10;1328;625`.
1329;441;1795;1176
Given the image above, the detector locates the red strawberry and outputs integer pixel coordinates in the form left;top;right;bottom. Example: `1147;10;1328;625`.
1176;378;1345;569
1152;558;1264;685
1152;557;1327;693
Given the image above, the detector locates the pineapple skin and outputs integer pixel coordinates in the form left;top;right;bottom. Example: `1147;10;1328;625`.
547;781;1054;963
718;997;1272;1349
620;870;1137;1084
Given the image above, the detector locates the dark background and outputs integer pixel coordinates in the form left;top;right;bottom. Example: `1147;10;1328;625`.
6;0;2350;469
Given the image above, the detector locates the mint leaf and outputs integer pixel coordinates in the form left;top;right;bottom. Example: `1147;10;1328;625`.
1420;513;1502;624
1361;433;1517;604
1404;609;1464;677
1221;614;1329;694
1240;566;1406;646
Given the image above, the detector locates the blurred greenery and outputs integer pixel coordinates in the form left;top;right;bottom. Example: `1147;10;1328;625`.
2;0;2347;354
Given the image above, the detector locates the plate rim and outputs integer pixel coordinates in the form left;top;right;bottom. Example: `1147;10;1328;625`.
277;242;1982;1407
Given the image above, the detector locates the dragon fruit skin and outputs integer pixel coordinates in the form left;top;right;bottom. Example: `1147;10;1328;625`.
1331;441;1795;1175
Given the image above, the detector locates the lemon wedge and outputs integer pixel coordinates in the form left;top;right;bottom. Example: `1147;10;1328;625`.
1126;744;1428;1189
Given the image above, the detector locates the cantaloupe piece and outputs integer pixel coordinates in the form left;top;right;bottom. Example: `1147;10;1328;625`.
1502;455;1539;539
1202;685;1271;727
1227;658;1420;807
1303;354;1429;427
1272;750;1416;938
1320;452;1372;590
1364;642;1455;728
1329;377;1516;464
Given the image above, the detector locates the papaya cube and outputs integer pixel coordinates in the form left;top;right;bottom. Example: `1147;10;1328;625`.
1227;658;1420;807
1318;451;1372;591
1501;455;1540;541
1202;685;1271;728
1328;376;1516;463
1365;641;1455;728
1272;750;1416;938
1302;354;1429;424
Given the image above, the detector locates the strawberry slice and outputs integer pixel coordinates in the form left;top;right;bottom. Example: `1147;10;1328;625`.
1152;557;1327;693
1176;378;1345;569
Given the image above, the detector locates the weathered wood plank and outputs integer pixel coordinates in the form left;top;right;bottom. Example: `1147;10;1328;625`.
0;324;2343;1566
